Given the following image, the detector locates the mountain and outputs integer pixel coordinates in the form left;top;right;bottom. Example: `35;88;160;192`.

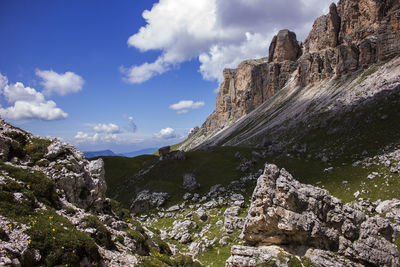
2;0;400;266
99;0;400;265
118;148;158;157
180;0;400;152
84;149;117;158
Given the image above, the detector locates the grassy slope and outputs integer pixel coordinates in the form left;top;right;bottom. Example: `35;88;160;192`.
102;147;265;208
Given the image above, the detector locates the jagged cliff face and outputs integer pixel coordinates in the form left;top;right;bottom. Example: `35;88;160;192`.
188;0;400;150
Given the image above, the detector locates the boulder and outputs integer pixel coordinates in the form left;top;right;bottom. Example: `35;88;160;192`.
238;163;399;266
158;146;170;160
168;220;197;244
130;190;170;214
183;173;200;191
224;206;245;234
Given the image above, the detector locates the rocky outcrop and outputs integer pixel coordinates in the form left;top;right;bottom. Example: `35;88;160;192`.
130;190;170;214
181;0;400;150
269;29;302;62
0;119;177;266
159;146;187;161
227;163;400;266
44;141;107;210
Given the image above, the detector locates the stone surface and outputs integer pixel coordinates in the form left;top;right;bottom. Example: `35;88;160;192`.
130;190;170;214
269;29;301;62
158;146;170;160
168;220;197;244
183;173;200;191
44;142;107;210
236;163;399;266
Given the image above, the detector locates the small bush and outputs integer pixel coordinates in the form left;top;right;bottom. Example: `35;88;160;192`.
174;254;203;267
125;228;146;243
26;211;101;267
83;215;115;250
9;140;26;160
5;131;27;145
62;206;77;215
24;138;51;165
287;255;302;267
152;234;171;255
0;163;59;208
110;199;131;221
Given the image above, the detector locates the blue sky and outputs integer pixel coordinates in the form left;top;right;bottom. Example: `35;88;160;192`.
0;0;333;153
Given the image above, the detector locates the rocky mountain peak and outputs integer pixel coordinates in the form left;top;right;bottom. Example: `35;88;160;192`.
181;0;400;151
269;29;302;62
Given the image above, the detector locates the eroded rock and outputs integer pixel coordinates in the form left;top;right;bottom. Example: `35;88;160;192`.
235;163;399;266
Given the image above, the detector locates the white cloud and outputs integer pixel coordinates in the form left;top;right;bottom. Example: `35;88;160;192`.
0;73;8;93
93;123;120;134
3;82;45;103
75;131;99;143
0;100;68;121
124;0;334;84
120;58;169;84
0;74;67;121
199;32;272;82
74;130;143;145
169;100;205;113
155;127;177;139
36;69;84;96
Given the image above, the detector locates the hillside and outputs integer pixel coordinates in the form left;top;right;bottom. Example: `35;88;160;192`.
0;120;201;266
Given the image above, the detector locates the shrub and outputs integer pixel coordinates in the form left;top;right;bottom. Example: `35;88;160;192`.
24;138;51;165
83;215;115;250
25;211;101;267
62;206;77;215
110;199;131;221
0;163;59;208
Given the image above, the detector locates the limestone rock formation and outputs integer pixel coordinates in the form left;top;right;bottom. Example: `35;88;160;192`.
227;163;400;266
180;0;400;150
269;29;302;62
44;141;107;210
130;190;170;214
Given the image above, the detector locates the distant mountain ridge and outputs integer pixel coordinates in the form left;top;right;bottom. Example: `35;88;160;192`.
84;149;116;158
84;148;157;158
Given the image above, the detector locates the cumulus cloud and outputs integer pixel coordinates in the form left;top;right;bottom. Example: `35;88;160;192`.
74;130;143;145
0;74;68;121
169;100;205;114
75;131;99;143
36;69;84;96
123;0;333;83
3;82;45;103
155;127;177;139
93;123;121;134
0;101;68;121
